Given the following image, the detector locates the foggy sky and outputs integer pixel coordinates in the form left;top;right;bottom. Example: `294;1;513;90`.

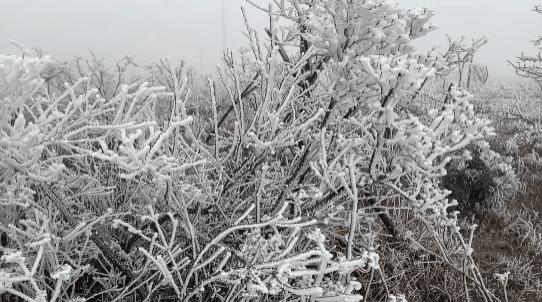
1;0;540;79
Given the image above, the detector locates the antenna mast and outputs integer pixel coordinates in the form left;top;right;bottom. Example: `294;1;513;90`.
222;0;227;50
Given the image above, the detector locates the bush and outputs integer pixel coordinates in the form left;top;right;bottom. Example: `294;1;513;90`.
0;1;500;301
443;141;521;211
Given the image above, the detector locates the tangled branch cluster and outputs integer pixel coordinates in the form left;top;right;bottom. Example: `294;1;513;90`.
0;1;499;301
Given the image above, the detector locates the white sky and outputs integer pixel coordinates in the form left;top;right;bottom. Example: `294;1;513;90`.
1;0;541;79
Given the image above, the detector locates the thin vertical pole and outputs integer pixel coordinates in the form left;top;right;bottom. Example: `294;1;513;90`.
222;0;227;50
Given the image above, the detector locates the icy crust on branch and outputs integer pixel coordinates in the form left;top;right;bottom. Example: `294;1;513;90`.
374;88;494;220
108;203;380;301
235;227;378;300
203;207;379;301
0;209;73;302
228;0;493;298
0;54;200;201
0;55;58;180
297;0;436;58
311;87;494;225
259;0;493;225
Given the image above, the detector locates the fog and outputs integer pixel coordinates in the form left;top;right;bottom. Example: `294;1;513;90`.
1;0;540;78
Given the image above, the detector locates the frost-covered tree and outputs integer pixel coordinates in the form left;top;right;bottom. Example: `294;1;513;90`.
0;1;499;301
509;5;542;86
196;0;495;300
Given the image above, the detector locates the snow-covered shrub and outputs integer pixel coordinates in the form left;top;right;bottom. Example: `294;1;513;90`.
0;50;206;301
198;0;495;300
477;81;542;207
0;0;502;301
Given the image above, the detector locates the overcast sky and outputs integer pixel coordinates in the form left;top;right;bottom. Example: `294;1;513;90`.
1;0;541;79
